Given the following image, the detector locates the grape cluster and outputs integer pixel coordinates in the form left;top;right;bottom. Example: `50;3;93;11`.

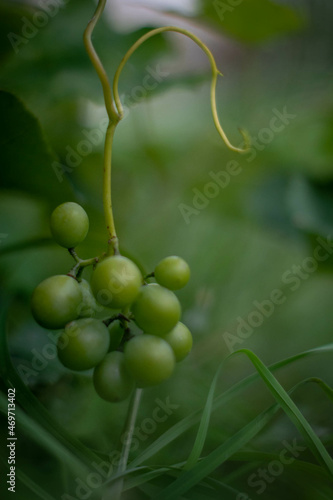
31;202;193;402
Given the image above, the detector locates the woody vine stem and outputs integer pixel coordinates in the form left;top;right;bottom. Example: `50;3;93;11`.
83;0;248;497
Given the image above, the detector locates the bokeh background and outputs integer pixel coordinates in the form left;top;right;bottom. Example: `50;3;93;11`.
1;0;333;498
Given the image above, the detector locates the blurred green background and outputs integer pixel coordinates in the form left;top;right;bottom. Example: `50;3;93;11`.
1;0;333;498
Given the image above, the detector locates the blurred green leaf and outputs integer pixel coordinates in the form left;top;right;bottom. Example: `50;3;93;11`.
0;90;72;201
0;1;31;63
202;0;304;43
0;0;171;103
286;175;333;236
250;173;333;256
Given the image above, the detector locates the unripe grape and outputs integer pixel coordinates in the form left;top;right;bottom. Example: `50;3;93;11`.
154;256;190;290
57;318;109;371
124;334;175;387
93;351;134;402
31;275;82;329
132;284;181;335
91;255;142;309
50;202;89;248
163;322;193;362
108;321;124;352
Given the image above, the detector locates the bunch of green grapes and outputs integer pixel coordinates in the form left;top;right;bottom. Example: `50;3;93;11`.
31;202;193;403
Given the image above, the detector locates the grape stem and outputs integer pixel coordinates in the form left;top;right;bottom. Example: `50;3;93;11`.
102;388;143;500
103;312;131;327
144;272;155;280
83;0;249;256
67;248;99;279
83;0;120;256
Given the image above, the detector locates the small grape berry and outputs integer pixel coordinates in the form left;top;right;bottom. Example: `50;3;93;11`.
124;334;175;387
93;351;134;402
132;283;181;335
154;256;190;290
163;322;193;362
50;202;89;248
31;275;82;329
91;255;142;309
57;318;110;371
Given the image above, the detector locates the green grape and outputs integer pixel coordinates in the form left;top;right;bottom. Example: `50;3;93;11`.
124;334;175;387
91;255;142;309
50;202;89;248
78;279;103;318
93;351;134;402
31;275;82;329
57;318;109;371
132;284;181;335
108;321;125;351
163;322;193;362
154;255;190;290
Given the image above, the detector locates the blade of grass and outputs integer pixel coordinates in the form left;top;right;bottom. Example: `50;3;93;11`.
155;402;281;499
131;343;333;468
186;367;333;471
130;467;246;500
125;378;332;497
154;368;333;499
184;361;224;469
230;450;332;481
237;349;333;474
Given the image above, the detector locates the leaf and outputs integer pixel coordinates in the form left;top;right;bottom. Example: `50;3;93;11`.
286;175;333;236
0;2;32;63
201;0;304;44
0;90;72;200
0;0;171;103
0;237;53;256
